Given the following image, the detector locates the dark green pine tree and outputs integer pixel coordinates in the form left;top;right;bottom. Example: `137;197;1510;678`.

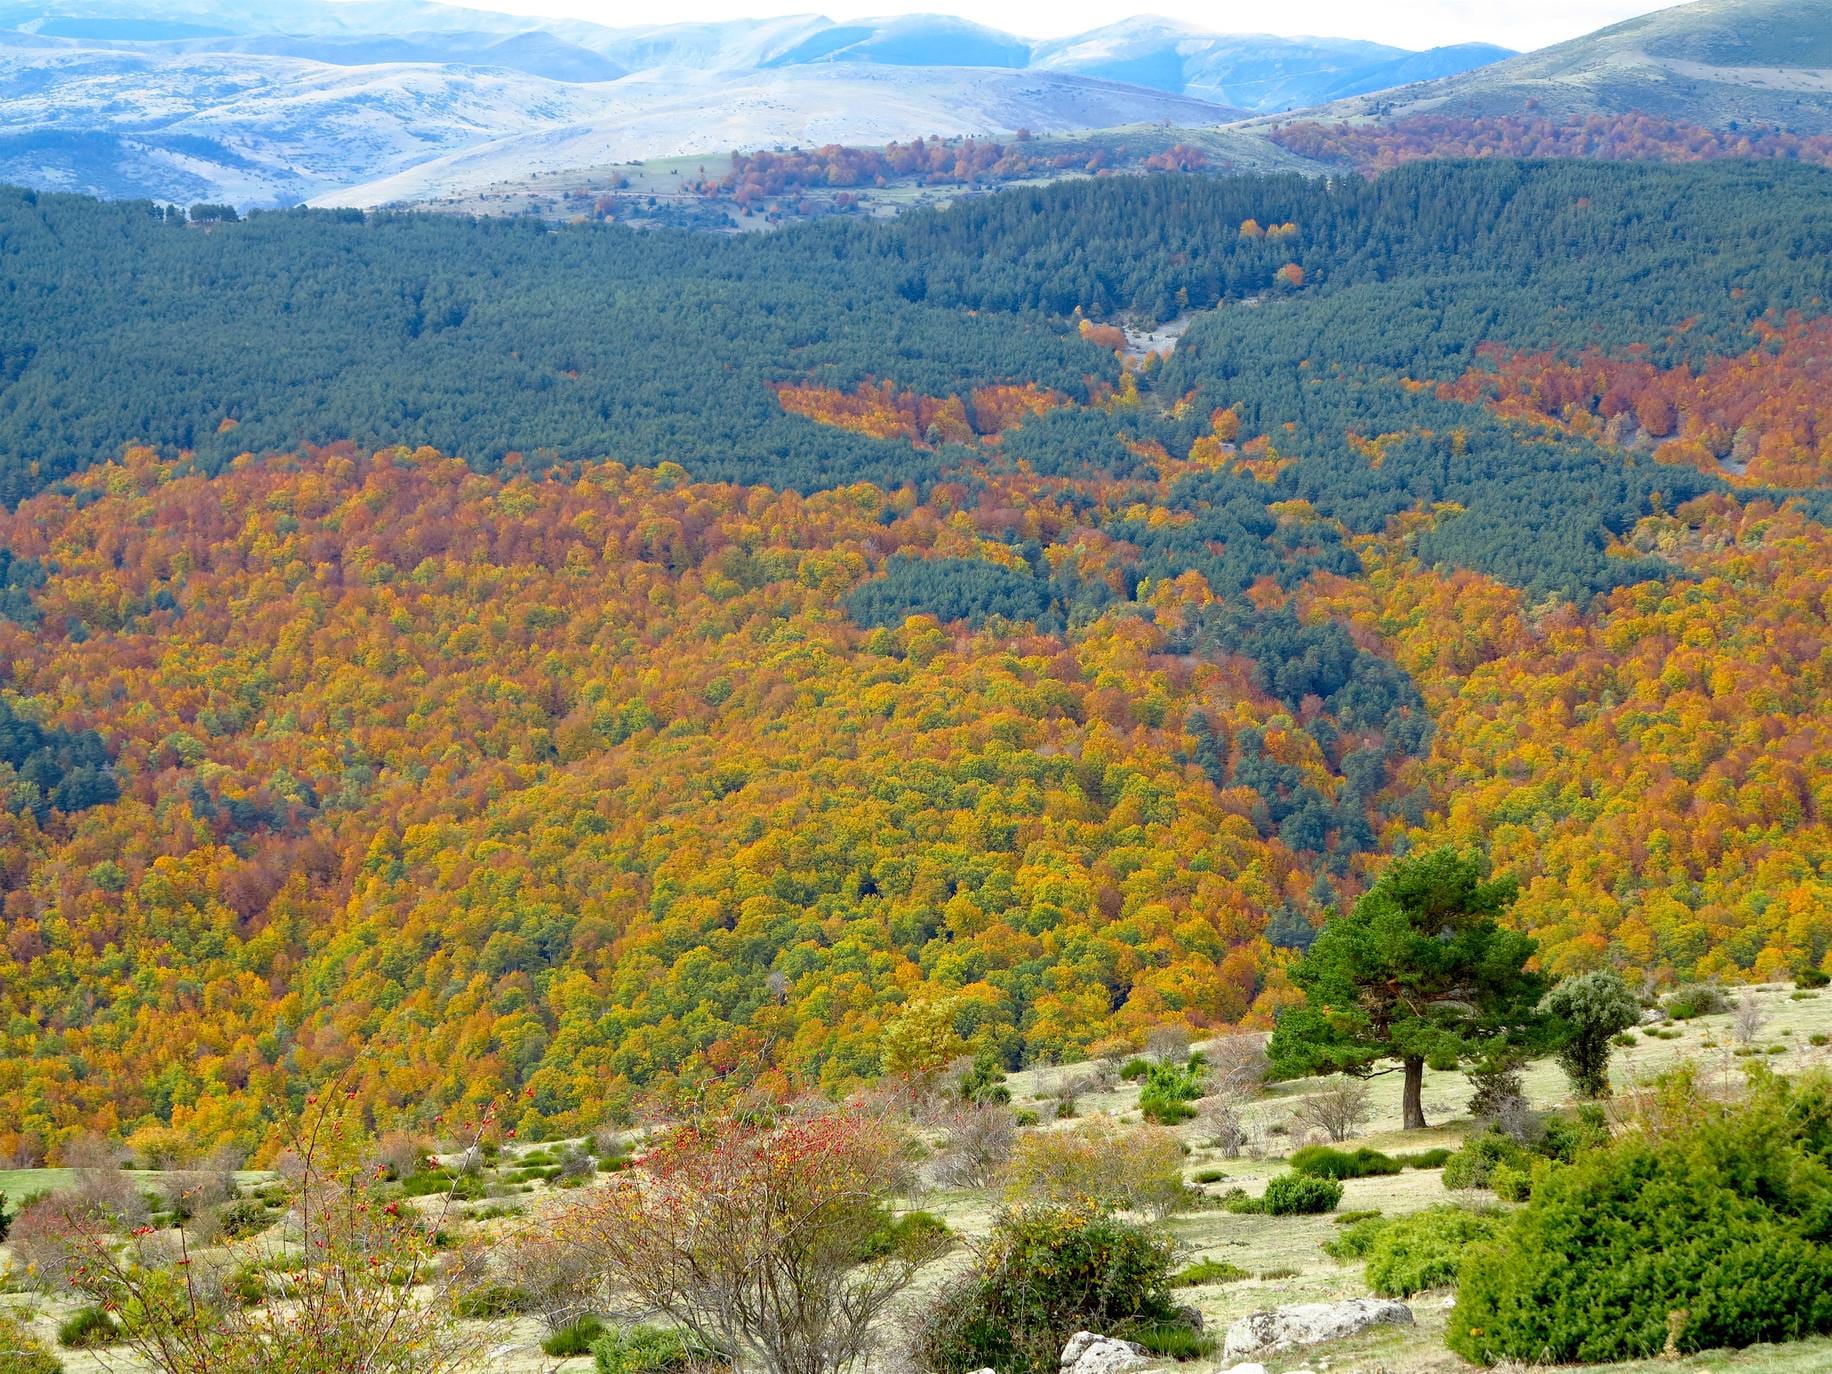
1268;848;1547;1129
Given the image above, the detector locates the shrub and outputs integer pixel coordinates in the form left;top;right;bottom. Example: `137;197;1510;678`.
1119;1058;1150;1082
1489;1161;1534;1202
1465;1054;1529;1122
1321;1213;1389;1260
543;1316;606;1358
911;1205;1182;1374
927;1105;1015;1188
1797;966;1830;989
1004;1120;1190;1220
959;1048;1012;1107
1394;1147;1453;1170
856;1209;950;1261
1261;1173;1341;1215
1137;1063;1205;1125
1288;1145;1399;1180
56;1307;120;1349
452;1283;532;1318
1191;1168;1225;1184
1442;1131;1533;1191
216;1197;272;1239
1451;1068;1832;1364
1258;1267;1298;1280
1662;983;1731;1020
1288;1079;1372;1143
1813;1034;1830;1047
1364;1206;1498;1297
593;1325;725;1374
1218;1187;1261;1214
0;1312;61;1374
1171;1257;1248;1287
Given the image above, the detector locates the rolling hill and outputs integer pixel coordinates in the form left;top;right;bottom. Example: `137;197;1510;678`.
0;0;1518;208
1301;0;1832;134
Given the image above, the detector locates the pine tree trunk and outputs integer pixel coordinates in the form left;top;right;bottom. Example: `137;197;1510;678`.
1402;1056;1428;1130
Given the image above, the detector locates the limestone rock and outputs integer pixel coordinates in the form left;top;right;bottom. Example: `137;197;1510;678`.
1060;1331;1149;1374
1221;1297;1414;1358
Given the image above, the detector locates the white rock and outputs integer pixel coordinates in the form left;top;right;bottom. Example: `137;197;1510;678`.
1059;1331;1149;1374
1221;1298;1414;1358
1222;1364;1270;1374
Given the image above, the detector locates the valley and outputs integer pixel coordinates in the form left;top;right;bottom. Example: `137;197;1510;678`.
0;1;1831;1372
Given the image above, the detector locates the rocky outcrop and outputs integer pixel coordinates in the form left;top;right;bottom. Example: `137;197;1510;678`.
1221;1297;1414;1357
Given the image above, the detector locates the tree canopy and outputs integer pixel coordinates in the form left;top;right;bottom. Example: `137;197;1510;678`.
1268;848;1547;1128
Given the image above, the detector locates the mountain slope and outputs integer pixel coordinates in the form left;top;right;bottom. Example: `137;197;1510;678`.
314;66;1246;209
1310;0;1832;133
0;40;614;203
1028;19;1509;112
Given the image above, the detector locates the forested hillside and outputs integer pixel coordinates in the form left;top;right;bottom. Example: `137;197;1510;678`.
0;157;1827;1157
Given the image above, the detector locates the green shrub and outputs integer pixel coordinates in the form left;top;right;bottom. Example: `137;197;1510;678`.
1797;966;1830;989
453;1283;532;1318
543;1316;606;1358
1662;984;1731;1020
1334;1208;1383;1225
1171;1258;1248;1286
1489;1161;1536;1202
216;1197;272;1239
1321;1214;1390;1260
593;1325;725;1374
1538;1107;1610;1163
1261;1173;1341;1215
1191;1168;1224;1184
1442;1131;1533;1190
1812;1034;1830;1047
1365;1206;1499;1297
56;1307;120;1349
911;1205;1181;1374
856;1209;951;1261
1218;1187;1261;1214
1119;1058;1150;1082
1790;991;1819;1001
1013;1109;1040;1127
0;1312;61;1374
1451;1069;1832;1364
1394;1147;1454;1170
1257;1267;1298;1280
1126;1321;1216;1360
1137;1063;1204;1125
1288;1145;1399;1179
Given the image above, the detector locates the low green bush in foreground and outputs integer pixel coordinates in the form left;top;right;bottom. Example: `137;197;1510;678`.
912;1204;1183;1374
593;1324;726;1374
1364;1206;1499;1297
0;1312;62;1373
1451;1068;1832;1364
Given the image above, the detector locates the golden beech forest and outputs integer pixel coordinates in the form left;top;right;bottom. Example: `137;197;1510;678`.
0;427;1824;1162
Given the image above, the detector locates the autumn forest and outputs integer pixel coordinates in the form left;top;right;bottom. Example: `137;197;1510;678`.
0;155;1827;1162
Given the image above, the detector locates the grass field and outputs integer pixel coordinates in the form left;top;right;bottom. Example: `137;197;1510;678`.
4;983;1829;1373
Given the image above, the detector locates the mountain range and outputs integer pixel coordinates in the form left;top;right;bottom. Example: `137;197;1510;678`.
0;0;1512;206
2;0;1827;212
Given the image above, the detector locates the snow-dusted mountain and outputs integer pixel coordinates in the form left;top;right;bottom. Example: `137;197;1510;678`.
0;0;1517;208
316;65;1241;208
1029;18;1510;112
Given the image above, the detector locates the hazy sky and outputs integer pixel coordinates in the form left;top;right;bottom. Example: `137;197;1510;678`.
464;0;1679;51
